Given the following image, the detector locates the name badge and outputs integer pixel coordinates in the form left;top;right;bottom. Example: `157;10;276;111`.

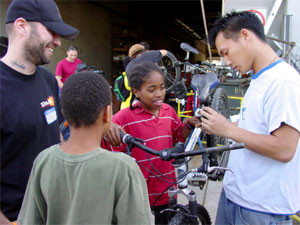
44;107;57;124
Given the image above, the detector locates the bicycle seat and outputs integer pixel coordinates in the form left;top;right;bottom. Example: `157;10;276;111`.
75;63;87;73
191;72;218;102
180;42;199;55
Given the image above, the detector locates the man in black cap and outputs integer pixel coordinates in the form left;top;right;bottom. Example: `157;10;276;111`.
0;0;79;222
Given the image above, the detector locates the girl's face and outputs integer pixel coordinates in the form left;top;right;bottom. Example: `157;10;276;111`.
132;71;166;116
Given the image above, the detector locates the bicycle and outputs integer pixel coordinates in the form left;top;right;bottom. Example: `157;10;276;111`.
75;63;105;75
120;131;245;225
159;43;230;168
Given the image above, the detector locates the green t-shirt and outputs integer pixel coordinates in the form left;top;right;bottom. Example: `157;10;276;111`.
18;144;151;225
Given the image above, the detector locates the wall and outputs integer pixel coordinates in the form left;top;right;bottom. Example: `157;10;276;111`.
287;0;300;70
0;1;113;82
224;0;299;71
224;0;285;43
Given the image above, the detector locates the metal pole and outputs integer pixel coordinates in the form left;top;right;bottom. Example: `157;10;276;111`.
264;0;283;34
283;15;292;63
200;0;212;62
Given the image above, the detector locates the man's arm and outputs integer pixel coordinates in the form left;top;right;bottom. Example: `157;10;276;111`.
55;75;63;88
0;211;11;225
0;211;20;225
159;49;168;57
201;106;299;163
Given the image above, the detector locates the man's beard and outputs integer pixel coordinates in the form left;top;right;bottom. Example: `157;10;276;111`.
24;27;50;66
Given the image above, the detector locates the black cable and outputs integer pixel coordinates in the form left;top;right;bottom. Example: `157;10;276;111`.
136;160;177;184
151;171;191;209
145;152;177;180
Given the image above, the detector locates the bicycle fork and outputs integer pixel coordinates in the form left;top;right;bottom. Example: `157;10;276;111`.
168;187;199;225
168;163;207;225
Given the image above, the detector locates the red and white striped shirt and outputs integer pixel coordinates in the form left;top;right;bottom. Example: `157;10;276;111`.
111;102;184;206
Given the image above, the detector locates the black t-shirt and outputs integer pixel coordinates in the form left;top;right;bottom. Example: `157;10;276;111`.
125;50;162;76
0;61;63;220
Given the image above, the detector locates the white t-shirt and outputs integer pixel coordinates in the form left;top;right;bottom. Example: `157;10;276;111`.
224;59;300;214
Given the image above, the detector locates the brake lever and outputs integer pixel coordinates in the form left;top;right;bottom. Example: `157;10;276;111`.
207;166;234;174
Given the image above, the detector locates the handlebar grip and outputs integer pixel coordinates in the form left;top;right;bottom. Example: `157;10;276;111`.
119;132;133;145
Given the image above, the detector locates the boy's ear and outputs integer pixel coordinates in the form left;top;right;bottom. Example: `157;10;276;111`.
103;105;112;123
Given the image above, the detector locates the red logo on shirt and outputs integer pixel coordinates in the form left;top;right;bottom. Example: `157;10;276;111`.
40;96;55;108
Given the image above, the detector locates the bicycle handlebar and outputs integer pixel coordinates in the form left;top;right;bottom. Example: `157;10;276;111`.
120;132;245;161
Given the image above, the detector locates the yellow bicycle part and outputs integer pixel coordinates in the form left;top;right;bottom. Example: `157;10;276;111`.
291;214;300;222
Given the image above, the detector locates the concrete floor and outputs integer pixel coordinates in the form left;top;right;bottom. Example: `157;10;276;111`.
151;155;223;225
150;155;300;225
177;155;223;224
175;180;223;224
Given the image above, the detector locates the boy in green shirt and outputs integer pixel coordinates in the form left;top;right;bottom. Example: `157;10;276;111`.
17;72;152;225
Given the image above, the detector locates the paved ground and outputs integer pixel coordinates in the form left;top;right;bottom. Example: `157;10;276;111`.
178;155;223;224
150;155;300;225
151;155;223;225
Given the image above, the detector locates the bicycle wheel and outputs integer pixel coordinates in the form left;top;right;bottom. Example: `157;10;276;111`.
196;204;212;225
158;51;181;92
168;212;186;225
168;204;212;225
207;87;230;167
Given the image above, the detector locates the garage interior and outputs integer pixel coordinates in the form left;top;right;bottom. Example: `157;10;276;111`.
0;0;223;83
99;0;222;77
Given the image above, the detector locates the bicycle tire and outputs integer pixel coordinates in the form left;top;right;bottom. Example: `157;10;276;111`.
168;211;187;225
158;51;181;92
196;204;212;225
207;87;230;167
168;204;212;225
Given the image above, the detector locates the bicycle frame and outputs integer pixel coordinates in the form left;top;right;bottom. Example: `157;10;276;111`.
166;43;221;121
120;132;244;225
176;86;199;119
166;125;225;224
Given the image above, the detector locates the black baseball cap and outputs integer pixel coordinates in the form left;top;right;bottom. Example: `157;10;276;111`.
5;0;79;40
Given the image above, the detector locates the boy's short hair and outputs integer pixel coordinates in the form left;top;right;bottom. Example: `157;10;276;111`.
61;72;112;128
208;11;267;47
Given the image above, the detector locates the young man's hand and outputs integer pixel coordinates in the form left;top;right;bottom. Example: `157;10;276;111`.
200;106;233;136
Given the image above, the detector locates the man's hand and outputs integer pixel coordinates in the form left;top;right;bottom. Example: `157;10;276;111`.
159;50;168;57
55;75;64;89
200;106;234;136
105;122;125;146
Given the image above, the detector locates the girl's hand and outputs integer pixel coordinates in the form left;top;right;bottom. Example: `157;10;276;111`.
105;123;125;146
185;117;201;129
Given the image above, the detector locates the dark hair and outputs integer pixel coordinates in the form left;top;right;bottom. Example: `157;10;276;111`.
123;55;131;70
61;72;112;128
67;44;78;51
128;61;164;110
208;11;266;47
139;41;150;51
